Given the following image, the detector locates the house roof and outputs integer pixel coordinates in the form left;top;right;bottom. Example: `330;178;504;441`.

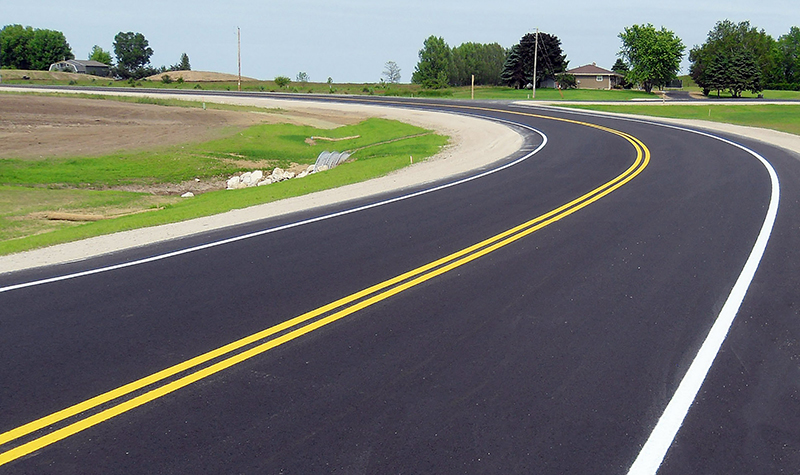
566;63;620;76
69;60;110;68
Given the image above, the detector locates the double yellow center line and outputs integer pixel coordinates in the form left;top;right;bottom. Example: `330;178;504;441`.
0;113;649;466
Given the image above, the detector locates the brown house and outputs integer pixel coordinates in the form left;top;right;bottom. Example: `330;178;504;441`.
566;63;623;90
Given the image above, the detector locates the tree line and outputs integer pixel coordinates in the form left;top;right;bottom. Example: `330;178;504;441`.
690;21;800;96
0;24;191;80
412;20;800;97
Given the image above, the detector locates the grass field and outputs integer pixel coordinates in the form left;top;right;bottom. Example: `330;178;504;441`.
0;117;447;255
564;103;800;136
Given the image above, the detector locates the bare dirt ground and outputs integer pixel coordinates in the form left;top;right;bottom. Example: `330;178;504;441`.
0;95;365;160
145;71;259;82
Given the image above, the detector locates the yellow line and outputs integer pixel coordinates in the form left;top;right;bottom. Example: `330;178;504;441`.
0;112;649;466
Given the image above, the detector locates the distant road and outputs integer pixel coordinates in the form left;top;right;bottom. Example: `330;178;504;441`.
2;92;799;474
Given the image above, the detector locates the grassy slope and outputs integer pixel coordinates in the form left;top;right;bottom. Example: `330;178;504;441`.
0;117;447;255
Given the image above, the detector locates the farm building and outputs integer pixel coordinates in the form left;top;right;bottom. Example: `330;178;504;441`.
49;60;111;77
566;63;623;90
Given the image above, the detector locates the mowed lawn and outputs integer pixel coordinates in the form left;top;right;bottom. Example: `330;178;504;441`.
564;103;800;136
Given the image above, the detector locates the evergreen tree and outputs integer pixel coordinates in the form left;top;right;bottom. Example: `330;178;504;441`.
501;32;568;89
177;53;190;71
500;45;526;88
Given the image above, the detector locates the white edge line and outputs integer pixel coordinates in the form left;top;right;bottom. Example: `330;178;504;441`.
0;117;548;293
531;105;781;474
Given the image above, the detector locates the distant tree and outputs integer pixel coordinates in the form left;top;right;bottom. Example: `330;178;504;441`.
412;35;451;89
500;44;526;88
327;77;333;85
113;31;154;79
611;58;632;88
382;60;402;83
690;21;774;95
274;76;291;88
775;26;800;85
89;45;112;65
171;52;190;71
449;42;506;86
27;29;73;70
705;47;762;97
618;24;684;93
501;32;568;89
296;71;309;83
0;25;35;69
0;25;72;70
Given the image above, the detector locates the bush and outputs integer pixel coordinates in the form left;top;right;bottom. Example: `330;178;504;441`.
161;74;172;84
765;82;800;91
555;73;577;89
274;76;291;88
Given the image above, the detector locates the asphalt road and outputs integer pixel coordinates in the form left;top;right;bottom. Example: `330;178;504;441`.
1;94;799;474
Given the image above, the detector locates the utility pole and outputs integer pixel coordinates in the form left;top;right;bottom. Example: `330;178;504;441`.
532;28;539;100
237;27;242;92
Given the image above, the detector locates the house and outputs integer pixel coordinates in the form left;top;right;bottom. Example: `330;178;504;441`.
49;60;111;77
565;63;623;90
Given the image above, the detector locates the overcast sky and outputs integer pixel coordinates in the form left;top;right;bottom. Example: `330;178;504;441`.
5;0;797;83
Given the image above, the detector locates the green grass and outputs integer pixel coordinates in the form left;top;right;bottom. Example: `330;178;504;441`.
0;118;447;255
563;103;800;136
1;118;430;185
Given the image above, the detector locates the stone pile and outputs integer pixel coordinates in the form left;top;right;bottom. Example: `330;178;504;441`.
226;165;328;190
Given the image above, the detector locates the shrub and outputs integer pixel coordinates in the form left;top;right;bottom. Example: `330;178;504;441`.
274;76;291;88
161;74;172;84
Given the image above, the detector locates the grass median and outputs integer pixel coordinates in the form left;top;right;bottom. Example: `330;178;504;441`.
563;103;800;136
0;117;448;256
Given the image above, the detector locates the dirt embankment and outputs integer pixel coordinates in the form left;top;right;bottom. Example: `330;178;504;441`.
0;94;364;160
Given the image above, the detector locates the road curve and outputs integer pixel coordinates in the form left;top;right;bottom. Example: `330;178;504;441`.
1;94;799;474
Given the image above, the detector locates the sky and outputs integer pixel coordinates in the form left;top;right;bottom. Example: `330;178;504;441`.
4;0;797;83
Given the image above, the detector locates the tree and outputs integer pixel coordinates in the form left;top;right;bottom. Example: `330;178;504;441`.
690;21;776;95
0;25;35;69
411;36;450;89
611;58;632;89
501;32;568;89
500;44;525;89
618;24;684;93
449;42;506;86
172;52;190;71
776;26;800;85
274;76;291;88
296;71;309;83
704;47;762;97
382;61;401;83
28;29;73;70
0;25;72;70
89;45;112;65
113;32;154;79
